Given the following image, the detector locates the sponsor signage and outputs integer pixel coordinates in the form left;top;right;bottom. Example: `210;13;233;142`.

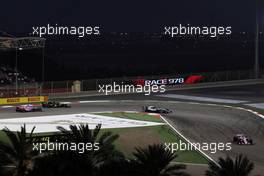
133;75;204;86
145;78;185;85
7;98;20;103
28;97;41;102
0;96;48;105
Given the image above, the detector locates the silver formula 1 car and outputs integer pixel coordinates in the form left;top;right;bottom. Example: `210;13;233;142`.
143;106;172;114
42;101;71;108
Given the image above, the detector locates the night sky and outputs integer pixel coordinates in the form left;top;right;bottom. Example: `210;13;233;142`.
0;0;261;34
1;0;264;81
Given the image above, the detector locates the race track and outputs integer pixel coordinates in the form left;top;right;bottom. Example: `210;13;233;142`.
0;99;264;175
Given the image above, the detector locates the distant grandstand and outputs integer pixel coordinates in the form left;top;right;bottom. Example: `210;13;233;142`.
0;31;45;97
0;65;39;97
0;65;35;85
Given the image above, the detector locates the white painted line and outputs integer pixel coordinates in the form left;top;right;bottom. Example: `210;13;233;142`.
147;113;161;116
183;102;264;120
75;99;264;121
163;100;264;120
79;100;111;103
159;115;219;166
157;94;248;104
1;106;14;108
234;107;264;119
149;99;264;120
58;99;264;167
60;102;71;104
75;99;264;120
245;103;264;110
90;111;114;114
124;111;138;113
0;113;164;133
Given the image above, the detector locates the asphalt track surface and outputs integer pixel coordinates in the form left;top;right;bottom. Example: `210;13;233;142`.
1;82;264;175
165;83;264;103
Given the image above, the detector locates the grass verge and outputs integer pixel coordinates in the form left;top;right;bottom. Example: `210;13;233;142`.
96;112;208;164
0;112;208;164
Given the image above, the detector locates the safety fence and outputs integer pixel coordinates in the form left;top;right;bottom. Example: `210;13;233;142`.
0;69;262;98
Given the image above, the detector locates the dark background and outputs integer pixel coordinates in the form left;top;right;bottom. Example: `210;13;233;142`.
1;0;262;33
0;0;264;81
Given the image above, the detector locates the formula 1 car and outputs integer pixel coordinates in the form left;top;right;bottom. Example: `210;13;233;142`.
233;134;253;145
16;104;43;112
143;106;172;114
42;101;71;108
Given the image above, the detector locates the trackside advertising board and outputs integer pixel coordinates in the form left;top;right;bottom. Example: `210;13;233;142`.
133;75;204;86
0;96;48;105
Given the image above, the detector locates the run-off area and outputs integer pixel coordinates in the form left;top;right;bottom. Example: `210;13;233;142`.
0;111;208;165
